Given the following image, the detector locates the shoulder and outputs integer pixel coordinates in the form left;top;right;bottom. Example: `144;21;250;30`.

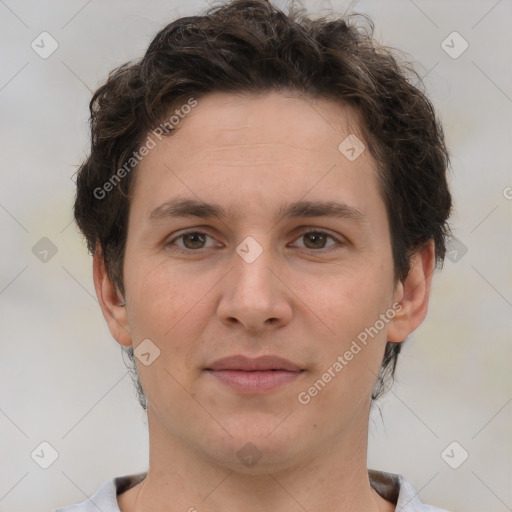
369;469;453;512
54;473;147;512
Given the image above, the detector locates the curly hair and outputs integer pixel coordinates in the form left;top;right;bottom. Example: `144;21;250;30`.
74;0;452;410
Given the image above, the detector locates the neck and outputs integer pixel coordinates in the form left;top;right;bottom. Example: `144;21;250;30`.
120;405;394;512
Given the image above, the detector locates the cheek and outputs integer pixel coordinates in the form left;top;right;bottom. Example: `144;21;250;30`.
124;258;211;374
310;263;393;332
123;261;207;409
124;260;191;345
304;267;394;383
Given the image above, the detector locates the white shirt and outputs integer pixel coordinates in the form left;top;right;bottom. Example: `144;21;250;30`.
54;469;452;511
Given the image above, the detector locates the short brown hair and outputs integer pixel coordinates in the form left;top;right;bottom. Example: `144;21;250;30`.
74;0;452;409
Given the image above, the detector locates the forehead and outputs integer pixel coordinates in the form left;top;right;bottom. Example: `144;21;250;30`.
131;90;383;226
166;90;366;154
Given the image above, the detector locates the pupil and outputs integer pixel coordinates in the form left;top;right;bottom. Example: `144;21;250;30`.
182;233;326;250
185;233;205;248
306;233;325;248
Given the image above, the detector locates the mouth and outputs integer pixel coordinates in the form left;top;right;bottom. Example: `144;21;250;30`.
204;355;305;393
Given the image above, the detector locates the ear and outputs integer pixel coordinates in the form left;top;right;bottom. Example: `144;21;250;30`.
387;240;436;343
92;244;133;347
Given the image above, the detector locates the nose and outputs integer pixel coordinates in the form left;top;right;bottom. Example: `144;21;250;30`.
216;239;293;333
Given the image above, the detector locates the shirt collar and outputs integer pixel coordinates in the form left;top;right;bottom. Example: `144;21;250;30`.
68;469;445;512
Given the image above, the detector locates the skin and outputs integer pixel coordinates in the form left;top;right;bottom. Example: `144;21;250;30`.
94;90;435;512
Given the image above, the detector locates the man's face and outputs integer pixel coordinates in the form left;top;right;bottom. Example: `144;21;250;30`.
118;91;403;469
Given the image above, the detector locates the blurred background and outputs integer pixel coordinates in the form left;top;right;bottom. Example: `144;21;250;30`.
1;1;511;511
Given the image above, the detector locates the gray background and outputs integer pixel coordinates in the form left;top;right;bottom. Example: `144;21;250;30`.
1;1;511;511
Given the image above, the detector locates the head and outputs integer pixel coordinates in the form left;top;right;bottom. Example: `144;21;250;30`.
75;0;451;461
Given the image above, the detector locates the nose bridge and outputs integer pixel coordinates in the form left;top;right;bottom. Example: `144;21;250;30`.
216;233;292;330
233;234;276;298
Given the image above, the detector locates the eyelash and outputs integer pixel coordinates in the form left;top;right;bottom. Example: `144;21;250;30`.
166;229;344;254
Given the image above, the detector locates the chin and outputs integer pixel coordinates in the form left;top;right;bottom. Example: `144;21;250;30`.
198;420;305;473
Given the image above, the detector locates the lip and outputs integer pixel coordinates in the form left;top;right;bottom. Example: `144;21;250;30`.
205;355;304;393
205;355;302;372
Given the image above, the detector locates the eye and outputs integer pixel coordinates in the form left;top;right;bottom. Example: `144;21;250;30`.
167;230;218;252
291;230;341;251
166;229;343;254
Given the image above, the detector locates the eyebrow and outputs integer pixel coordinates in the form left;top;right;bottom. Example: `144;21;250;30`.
149;198;366;224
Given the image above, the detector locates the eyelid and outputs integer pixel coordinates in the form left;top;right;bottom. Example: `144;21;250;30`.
167;228;221;251
291;228;342;249
166;227;344;253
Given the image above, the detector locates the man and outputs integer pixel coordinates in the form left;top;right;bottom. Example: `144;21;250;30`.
57;0;453;510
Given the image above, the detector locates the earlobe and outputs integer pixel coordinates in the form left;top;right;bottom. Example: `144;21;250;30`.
92;244;132;347
387;241;436;343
